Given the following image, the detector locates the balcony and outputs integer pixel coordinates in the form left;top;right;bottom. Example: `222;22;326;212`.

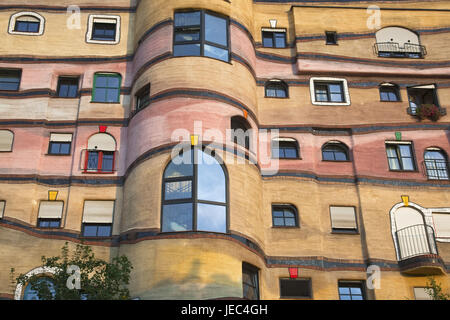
374;42;426;58
395;224;446;275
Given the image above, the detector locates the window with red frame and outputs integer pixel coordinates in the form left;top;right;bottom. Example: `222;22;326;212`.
86;150;115;173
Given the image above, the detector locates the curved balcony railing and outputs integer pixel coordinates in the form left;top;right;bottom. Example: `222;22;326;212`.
374;42;426;58
395;224;438;261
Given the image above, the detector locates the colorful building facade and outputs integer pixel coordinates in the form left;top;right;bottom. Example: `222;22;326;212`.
0;0;449;300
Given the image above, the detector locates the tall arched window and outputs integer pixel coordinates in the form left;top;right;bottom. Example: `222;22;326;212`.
162;148;228;233
84;133;117;173
231;116;251;150
424;148;449;180
322;141;349;161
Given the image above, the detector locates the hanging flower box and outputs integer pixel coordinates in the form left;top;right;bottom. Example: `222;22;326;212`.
415;104;441;121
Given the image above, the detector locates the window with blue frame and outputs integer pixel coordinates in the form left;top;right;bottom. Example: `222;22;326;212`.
173;10;229;62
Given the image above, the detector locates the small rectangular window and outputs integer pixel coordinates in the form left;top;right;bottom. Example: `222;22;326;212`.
414;287;433;300
82;223;112;237
272;205;298;227
262;30;286;48
57;77;79;98
0;69;21;91
432;213;450;238
87;15;120;44
135;84;150;110
330;206;357;232
92;22;117;41
380;85;400;102
38;201;63;228
314;82;344;102
280;278;312;298
38;218;61;228
325;31;337;45
242;263;259;300
338;281;365;300
48;133;72;155
385;142;416;171
15;20;40;33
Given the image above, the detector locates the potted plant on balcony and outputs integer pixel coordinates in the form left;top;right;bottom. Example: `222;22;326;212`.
415;104;441;121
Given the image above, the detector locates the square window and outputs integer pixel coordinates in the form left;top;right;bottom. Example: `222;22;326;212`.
57;77;79;98
330;206;357;232
135;84;150;110
310;78;350;105
92;74;121;103
0;69;21;91
49;142;71;155
262;31;286;48
92;23;117;41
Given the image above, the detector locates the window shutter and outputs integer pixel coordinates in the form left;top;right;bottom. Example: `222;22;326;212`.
50;133;72;142
87;133;116;151
82;200;115;223
432;213;450;238
0;130;14;151
414;287;433;300
330;206;357;229
38;201;64;219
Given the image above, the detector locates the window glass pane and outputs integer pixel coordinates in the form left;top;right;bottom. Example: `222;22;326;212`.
164;152;193;178
67;84;78;98
95;76;108;88
174;12;201;27
401;157;414;171
165;180;192;200
23;278;55;300
334;150;348;161
273;217;284;226
330;93;344;102
175;31;200;42
107;76;120;89
340;294;351;300
204;44;229;62
205;14;227;47
350;287;362;295
386;146;397;158
49;220;61;228
399;145;412;157
323;151;335;161
106;88;119;103
285;217;296;226
50;143;61;154
173;44;201;57
0;82;19;91
83;225;98;237
339;287;350;295
162;203;193;232
388;158;401;170
196;203;226;233
97;225;111;237
273;210;284;217
274;33;286;48
197;150;226;203
262;33;274;48
93;88;106;102
39;220;49;227
101;152;114;171
380;91;389;101
283;148;298;159
87;152;99;170
58;84;69;97
276;88;287;98
328;84;342;93
388;91;398;101
266;88;276;97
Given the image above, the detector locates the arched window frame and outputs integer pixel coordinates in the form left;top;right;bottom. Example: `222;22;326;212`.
8;12;45;36
271;204;299;228
14;266;57;300
265;80;289;98
423;147;449;180
230;116;252;151
161;146;229;234
379;82;401;102
321;141;350;162
83;132;117;174
374;26;426;58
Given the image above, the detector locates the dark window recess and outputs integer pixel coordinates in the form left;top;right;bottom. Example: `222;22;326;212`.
57;77;79;98
86;151;115;172
265;82;288;98
92;74;121;103
262;31;286;48
280;279;312;298
322;143;349;161
325;31;338;44
338;281;365;300
272;205;298;227
135;84;150;110
231;116;251;150
407;86;439;114
242;263;259;300
386;143;415;171
380;85;400;102
38;218;61;228
92;22;116;41
272;140;299;159
15;20;40;33
49;142;71;155
82;223;112;237
173;10;229;62
0;69;21;91
314;82;344;102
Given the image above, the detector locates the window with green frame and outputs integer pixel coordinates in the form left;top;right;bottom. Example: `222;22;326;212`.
92;73;122;103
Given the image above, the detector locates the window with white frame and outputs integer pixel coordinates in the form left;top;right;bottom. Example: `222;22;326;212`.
310;77;350;106
432;213;450;239
0;200;5;219
86;15;121;44
8;12;45;36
